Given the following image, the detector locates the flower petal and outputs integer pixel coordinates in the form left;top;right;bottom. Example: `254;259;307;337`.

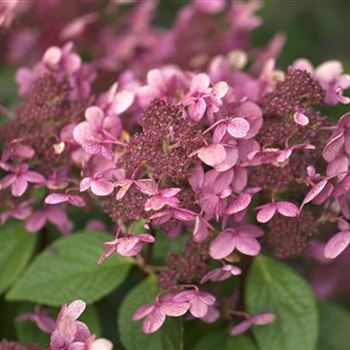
198;144;226;167
324;231;350;259
209;230;235;259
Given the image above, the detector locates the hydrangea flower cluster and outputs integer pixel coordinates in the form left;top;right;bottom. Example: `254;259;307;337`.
0;0;350;346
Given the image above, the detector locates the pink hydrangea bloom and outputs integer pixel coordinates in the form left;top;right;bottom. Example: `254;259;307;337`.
133;294;190;334
50;300;112;350
210;225;263;259
98;231;155;263
200;264;242;283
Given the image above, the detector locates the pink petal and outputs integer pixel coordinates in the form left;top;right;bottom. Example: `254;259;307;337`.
160;188;181;198
324;231;350;259
300;179;328;210
68;195;86;207
213;81;228;99
116;236;141;256
230;319;253;336
132;304;154;320
235;235;261;256
326;154;349;178
227;118;250;138
189;164;204;189
190;297;209;318
45;193;68;204
80;177;92;192
322;132;344;162
0;174;15;189
190;73;210;93
83;141;101;155
138;234;155;243
293;112;309;126
26;211;47;233
145;196;165;211
136;179;158;195
23;171;45;183
66;300;86;320
172;208;196;221
333;174;350;197
12;177;28;197
193;216;209;242
43;46;62;66
90;339;113;350
256;204;277;223
91;179;114;196
252;312;276;325
214;147;238;172
189;98;207;122
143;307;166;334
198;144;226;167
209;230;235;259
213;123;227;143
226;193;252;214
111;90;134;115
276;202;299;217
161;301;189;317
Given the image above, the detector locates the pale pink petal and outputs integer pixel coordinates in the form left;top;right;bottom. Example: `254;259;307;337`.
26;211;47;232
136;179;158;195
193;216;209;242
213;123;227;143
189;98;207;122
276;202;299;217
45;193;68;204
252;312;276;325
116;236;140;256
227;118;250;138
79;177;92;192
293;112;309;126
230;319;253;335
66;300;86;320
326;154;349;178
0;174;15;189
90;180;114;196
189;296;208;318
160;188;181;197
111;90;134;114
43;46;62;66
190;73;210;93
324;231;350;259
12;177;28;197
226;193;252;214
214;147;238;172
209;230;235;259
256;204;277;223
189;164;204;189
212;81;228;99
300;179;328;210
23;171;45;183
90;339;113;350
235;235;261;256
322;132;344;162
198;144;226;167
143;307;166;334
132;304;154;320
138;234;155;243
333;174;350;197
68;195;86;207
161;302;189;317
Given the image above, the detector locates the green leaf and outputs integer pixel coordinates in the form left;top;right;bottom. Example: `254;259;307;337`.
118;276;184;350
0;223;37;294
317;302;350;350
193;329;257;350
245;255;318;350
7;231;133;305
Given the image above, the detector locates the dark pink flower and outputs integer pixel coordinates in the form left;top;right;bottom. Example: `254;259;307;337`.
50;300;112;350
133;294;190;334
200;264;242;283
256;201;299;223
45;193;86;207
210;225;263;259
98;232;155;262
136;179;181;211
0;163;45;197
173;288;216;318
